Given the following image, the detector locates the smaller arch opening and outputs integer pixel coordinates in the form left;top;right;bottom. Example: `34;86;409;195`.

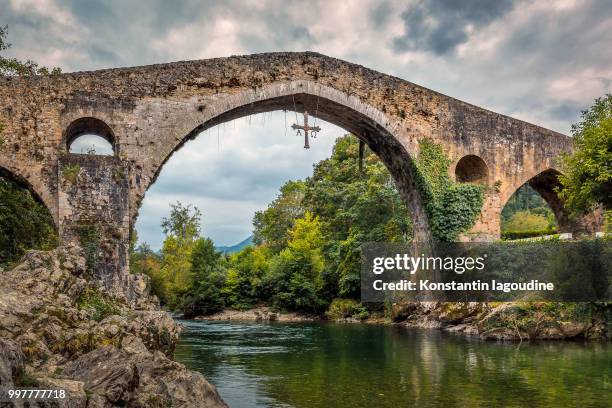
455;155;488;184
0;166;58;267
501;169;569;239
65;117;115;156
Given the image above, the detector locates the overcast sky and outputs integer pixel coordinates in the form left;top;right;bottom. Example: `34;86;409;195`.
2;0;610;247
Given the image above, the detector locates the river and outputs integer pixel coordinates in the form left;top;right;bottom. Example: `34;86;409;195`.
174;319;611;408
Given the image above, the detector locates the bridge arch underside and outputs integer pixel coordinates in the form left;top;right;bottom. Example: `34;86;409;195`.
507;169;573;233
140;92;432;242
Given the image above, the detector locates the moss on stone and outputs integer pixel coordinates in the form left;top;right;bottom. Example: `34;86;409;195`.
77;287;121;322
62;164;81;184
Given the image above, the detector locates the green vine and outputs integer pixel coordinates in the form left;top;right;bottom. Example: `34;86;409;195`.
415;139;485;241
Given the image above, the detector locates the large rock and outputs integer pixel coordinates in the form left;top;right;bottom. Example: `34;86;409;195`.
63;346;227;408
63;346;139;404
132;351;227;408
0;247;228;407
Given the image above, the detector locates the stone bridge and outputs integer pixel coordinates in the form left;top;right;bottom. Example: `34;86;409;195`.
0;52;596;291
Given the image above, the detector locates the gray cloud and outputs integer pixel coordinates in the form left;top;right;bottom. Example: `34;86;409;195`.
547;101;586;122
370;1;394;29
393;0;516;55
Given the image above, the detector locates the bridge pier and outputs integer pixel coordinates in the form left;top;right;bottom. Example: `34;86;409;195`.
57;154;149;305
461;191;503;241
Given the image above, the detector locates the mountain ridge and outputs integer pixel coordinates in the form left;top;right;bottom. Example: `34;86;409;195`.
215;235;254;254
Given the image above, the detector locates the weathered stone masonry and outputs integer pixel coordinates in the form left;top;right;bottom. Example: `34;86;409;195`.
0;52;594;290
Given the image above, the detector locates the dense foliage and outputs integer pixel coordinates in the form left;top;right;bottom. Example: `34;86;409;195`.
182;237;226;317
557;94;611;224
415;139;485;241
0;177;57;267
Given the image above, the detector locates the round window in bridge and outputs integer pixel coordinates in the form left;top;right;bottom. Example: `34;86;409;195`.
65;117;115;156
455;155;488;184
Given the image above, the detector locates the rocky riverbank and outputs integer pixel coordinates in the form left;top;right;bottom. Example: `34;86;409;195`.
195;301;610;341
195;306;321;322
0;246;227;407
392;301;610;341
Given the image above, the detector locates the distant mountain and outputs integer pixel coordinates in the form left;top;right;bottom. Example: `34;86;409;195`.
215;235;254;254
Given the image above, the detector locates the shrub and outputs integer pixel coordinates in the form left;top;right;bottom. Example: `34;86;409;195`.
14;370;40;387
77;287;121;322
502;210;552;232
325;299;369;320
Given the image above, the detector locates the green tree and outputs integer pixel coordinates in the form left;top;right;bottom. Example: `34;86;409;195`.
161;202;202;242
130;238;165;299
222;245;271;309
558;94;612;218
268;211;327;312
246;135;413;306
253;180;305;252
302;135;412;297
159;202;202;308
182;237;226;317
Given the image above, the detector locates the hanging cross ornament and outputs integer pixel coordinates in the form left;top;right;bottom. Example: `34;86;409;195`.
291;110;321;149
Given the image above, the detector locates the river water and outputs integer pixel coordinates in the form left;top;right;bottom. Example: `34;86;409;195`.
174;319;611;408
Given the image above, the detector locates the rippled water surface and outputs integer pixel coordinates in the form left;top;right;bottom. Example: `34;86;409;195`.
174;320;611;408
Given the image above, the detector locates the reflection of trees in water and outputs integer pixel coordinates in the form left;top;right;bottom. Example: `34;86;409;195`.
176;321;611;408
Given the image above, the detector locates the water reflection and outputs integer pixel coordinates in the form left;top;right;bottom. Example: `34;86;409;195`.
175;320;611;408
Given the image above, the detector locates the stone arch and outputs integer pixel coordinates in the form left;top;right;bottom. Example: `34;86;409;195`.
64;117;116;155
503;168;571;232
134;80;431;242
0;164;58;229
454;155;489;184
